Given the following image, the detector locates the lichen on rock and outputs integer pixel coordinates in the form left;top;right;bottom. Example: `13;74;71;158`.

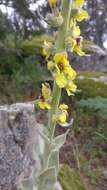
0;103;38;190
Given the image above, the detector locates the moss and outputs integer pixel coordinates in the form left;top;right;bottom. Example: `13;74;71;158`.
59;165;86;190
75;79;107;100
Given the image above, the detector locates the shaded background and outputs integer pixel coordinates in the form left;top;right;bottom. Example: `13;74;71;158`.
0;0;107;104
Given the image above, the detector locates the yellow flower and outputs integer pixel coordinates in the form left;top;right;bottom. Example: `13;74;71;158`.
68;24;85;56
54;52;76;79
71;38;77;49
54;73;67;88
72;25;81;38
64;66;77;80
42;83;51;99
75;45;85;56
71;37;85;56
48;52;69;88
48;61;53;70
48;0;57;7
72;0;89;22
48;52;69;73
59;104;68;113
48;52;77;88
38;83;51;110
74;10;89;22
74;0;85;8
38;99;51;110
42;48;50;60
54;52;68;65
66;82;77;96
57;103;68;124
42;41;52;59
57;112;67;123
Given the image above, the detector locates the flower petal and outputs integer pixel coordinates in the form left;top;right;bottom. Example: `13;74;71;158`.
75;47;85;56
54;52;67;63
38;100;51;110
58;113;67;123
55;73;67;88
72;25;81;38
75;10;89;22
64;66;77;80
59;104;68;111
42;83;51;99
66;83;77;96
74;0;85;8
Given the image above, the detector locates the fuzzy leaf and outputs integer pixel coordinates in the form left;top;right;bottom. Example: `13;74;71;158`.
52;130;69;151
19;179;34;190
37;128;50;144
38;167;57;190
48;150;59;174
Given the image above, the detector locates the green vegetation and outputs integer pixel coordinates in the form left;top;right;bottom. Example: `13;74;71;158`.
78;71;105;78
59;165;86;190
71;105;107;186
78;97;107;119
20;35;53;56
75;79;107;99
59;74;107;189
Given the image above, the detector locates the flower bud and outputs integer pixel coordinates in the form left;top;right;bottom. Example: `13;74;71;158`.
48;0;57;7
46;13;63;27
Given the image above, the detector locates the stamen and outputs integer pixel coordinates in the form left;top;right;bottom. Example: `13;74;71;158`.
76;37;81;46
58;62;64;71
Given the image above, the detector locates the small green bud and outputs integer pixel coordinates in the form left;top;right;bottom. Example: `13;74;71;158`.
46;13;63;28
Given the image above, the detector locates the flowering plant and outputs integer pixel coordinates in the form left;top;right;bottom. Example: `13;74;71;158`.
19;0;89;190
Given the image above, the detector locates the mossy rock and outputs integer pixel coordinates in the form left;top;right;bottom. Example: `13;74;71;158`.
59;165;86;190
75;79;107;100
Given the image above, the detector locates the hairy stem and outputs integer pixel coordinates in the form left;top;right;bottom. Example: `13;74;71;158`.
48;0;73;139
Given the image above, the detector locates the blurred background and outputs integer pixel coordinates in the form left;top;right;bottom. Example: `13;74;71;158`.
0;0;107;189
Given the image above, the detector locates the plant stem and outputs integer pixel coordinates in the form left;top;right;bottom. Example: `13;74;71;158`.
48;81;61;138
48;0;72;139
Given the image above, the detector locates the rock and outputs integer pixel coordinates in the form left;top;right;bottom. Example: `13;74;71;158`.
99;76;107;83
0;102;38;190
72;54;107;72
102;169;107;179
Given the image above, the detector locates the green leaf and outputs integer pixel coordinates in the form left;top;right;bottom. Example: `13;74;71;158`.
38;167;57;190
37;128;50;144
48;150;59;174
52;130;69;151
19;179;34;190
